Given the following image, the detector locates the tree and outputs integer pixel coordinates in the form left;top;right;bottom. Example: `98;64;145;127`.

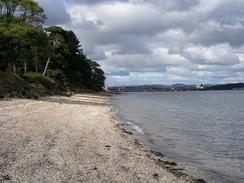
0;2;106;91
0;0;46;25
0;24;14;71
43;26;106;90
19;0;46;25
42;26;69;76
0;22;47;74
0;0;47;74
0;0;19;18
81;59;105;91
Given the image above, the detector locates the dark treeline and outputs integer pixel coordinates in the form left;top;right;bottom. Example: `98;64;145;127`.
206;83;244;90
0;0;105;91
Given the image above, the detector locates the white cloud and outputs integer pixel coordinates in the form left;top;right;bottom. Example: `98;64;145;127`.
67;2;164;35
183;44;240;65
39;0;244;85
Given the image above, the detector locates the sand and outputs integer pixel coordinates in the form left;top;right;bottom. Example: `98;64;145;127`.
0;94;204;183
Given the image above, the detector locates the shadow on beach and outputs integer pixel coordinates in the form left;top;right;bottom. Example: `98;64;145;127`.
38;95;109;106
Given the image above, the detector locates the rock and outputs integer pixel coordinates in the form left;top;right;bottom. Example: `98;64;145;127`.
25;91;40;99
32;92;40;99
150;150;165;157
162;160;177;166
122;129;133;135
153;173;158;177
1;175;11;181
91;167;98;171
194;178;207;183
152;173;159;181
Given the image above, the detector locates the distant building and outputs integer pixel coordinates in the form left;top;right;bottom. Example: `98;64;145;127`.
197;84;205;90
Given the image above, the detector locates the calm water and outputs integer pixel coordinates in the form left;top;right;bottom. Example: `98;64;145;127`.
110;91;244;183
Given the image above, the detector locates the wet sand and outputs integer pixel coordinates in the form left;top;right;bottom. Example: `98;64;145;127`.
0;94;205;183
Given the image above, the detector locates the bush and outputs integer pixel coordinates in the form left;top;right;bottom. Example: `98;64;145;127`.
0;72;32;98
47;69;65;80
21;72;65;95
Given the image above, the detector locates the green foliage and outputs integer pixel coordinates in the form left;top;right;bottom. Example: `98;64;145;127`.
0;0;46;25
21;72;64;94
0;71;33;98
0;1;106;92
81;59;105;91
47;69;65;80
45;26;106;91
0;22;48;74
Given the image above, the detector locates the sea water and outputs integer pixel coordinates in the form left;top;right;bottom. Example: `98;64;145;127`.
110;91;244;183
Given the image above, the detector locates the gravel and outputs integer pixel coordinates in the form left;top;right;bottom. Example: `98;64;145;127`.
0;94;193;183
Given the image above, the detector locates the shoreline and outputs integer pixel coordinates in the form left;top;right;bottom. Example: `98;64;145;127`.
108;102;207;183
0;93;206;182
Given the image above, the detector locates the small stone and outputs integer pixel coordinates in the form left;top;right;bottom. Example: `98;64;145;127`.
151;150;165;157
2;175;11;180
164;161;177;166
91;167;98;171
153;173;158;177
122;129;133;135
194;178;207;183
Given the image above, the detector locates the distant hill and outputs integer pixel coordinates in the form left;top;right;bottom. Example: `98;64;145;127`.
206;83;244;90
171;83;197;90
108;84;198;92
108;85;169;92
108;83;244;92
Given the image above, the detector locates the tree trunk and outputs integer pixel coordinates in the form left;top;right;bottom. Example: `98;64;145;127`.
43;57;50;76
0;4;3;15
24;61;27;75
13;64;16;75
35;61;38;72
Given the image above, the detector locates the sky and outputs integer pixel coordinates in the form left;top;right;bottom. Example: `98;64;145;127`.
37;0;244;86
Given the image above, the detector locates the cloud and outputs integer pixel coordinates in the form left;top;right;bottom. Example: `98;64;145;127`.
67;2;165;36
37;0;71;25
37;0;244;85
100;48;188;75
183;44;240;65
190;20;244;47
